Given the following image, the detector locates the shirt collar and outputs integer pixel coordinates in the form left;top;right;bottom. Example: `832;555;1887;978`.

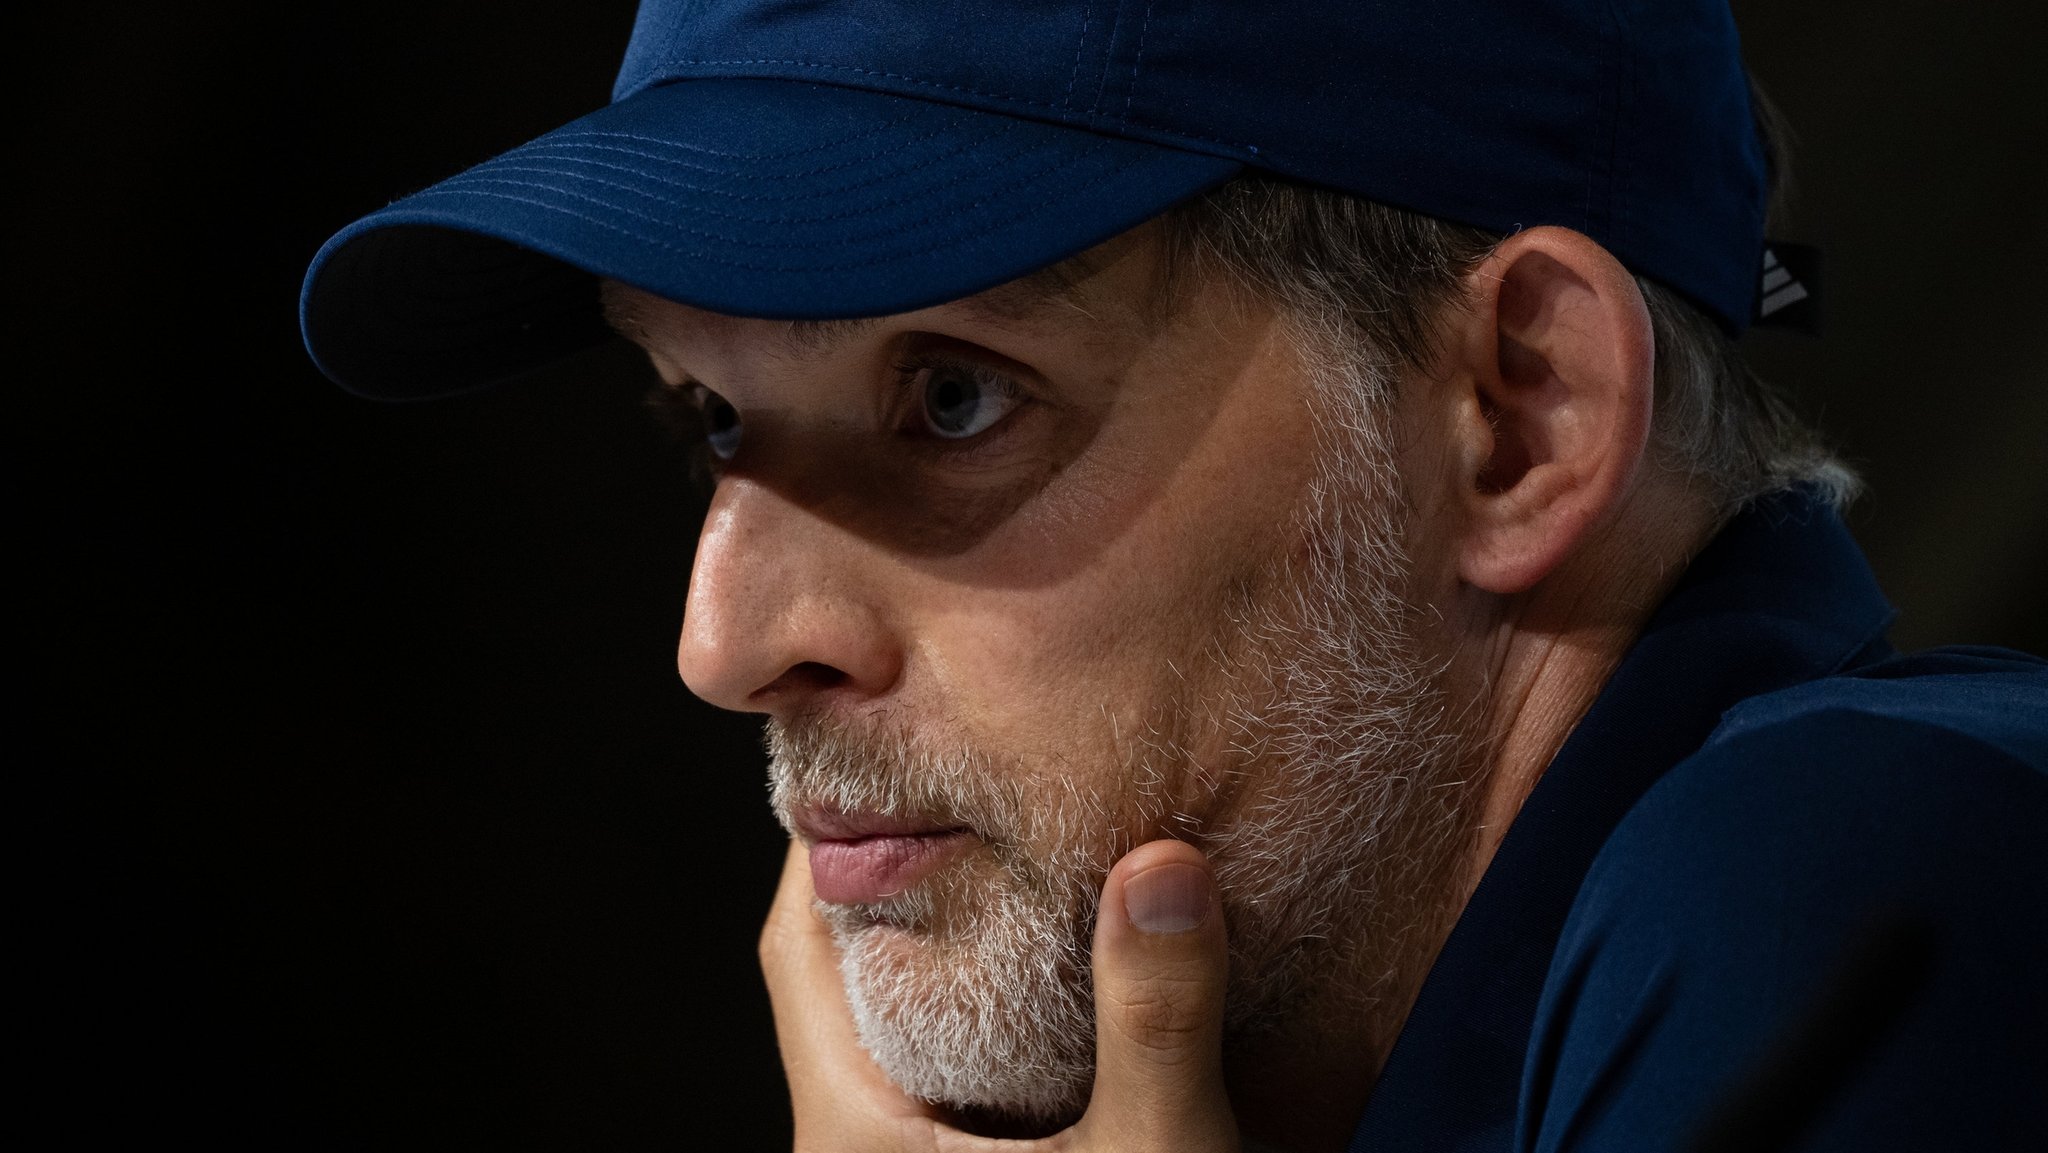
1349;488;1896;1152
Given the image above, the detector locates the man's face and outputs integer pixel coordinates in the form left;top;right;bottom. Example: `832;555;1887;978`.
607;226;1479;1125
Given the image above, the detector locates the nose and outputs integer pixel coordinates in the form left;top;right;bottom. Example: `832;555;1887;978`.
678;476;903;714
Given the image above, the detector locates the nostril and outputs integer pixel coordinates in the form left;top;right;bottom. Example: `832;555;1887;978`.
760;661;849;700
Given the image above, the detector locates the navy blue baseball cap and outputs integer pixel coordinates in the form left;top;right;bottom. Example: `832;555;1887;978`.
301;0;1767;400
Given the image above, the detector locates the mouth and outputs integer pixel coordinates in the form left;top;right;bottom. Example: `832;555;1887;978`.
796;809;976;905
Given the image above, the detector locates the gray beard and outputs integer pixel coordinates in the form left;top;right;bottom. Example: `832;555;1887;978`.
764;374;1486;1127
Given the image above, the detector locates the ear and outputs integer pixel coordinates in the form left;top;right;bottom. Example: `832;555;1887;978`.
1444;226;1654;595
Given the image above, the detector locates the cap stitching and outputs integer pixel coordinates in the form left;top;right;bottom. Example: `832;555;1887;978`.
538;109;925;163
399;147;1132;277
501;143;952;206
457;158;1020;228
453;129;1059;231
417;136;1118;258
507;117;1009;196
655;57;1255;151
1122;0;1157;119
1090;0;1126;115
665;58;1065;114
1063;2;1093;112
513;138;939;193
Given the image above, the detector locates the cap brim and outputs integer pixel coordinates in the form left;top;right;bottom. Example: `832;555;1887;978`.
301;77;1241;400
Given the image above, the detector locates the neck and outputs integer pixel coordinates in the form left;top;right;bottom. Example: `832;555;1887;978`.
1226;481;1719;1152
1451;482;1718;897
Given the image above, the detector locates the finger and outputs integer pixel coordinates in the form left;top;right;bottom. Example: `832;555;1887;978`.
760;838;830;996
1078;839;1238;1152
759;840;934;1137
761;840;853;1096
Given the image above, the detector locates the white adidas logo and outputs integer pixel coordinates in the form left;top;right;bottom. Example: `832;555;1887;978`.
1760;246;1810;318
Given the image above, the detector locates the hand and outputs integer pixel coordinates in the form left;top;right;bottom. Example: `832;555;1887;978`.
760;836;1241;1152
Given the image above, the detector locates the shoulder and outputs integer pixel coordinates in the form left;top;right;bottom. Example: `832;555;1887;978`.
1605;646;2048;901
1702;644;2048;768
1518;648;2048;1153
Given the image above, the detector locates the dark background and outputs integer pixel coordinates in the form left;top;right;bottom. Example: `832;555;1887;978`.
30;1;2044;1147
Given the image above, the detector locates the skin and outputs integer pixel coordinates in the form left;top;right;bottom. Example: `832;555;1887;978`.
607;222;1719;1152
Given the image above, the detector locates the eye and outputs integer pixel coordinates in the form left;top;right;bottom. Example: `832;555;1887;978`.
692;384;743;460
908;359;1023;440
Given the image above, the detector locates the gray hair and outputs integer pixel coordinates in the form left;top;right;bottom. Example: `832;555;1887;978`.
1156;83;1858;516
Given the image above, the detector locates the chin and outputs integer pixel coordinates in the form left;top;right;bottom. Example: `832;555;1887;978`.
822;862;1101;1127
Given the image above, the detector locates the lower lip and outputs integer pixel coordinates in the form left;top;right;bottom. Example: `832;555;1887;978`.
809;831;973;904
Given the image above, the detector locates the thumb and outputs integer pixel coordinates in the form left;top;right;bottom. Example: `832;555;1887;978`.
1080;839;1238;1151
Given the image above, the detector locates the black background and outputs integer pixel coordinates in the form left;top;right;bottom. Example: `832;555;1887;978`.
29;2;2046;1147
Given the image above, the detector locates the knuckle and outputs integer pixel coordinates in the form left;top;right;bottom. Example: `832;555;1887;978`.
758;909;801;972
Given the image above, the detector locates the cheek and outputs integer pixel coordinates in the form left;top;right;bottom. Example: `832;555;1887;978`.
918;570;1258;838
943;472;1283;711
899;355;1316;829
925;585;1163;751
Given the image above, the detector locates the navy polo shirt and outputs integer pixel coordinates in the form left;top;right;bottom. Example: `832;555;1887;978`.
1350;490;2048;1152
